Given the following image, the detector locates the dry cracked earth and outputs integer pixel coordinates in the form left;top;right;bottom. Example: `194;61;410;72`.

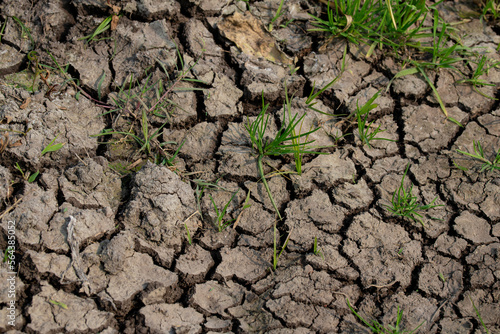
0;0;500;333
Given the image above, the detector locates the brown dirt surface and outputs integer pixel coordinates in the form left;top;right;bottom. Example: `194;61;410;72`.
1;0;500;333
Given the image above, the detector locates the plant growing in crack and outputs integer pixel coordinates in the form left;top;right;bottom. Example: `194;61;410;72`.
384;164;443;227
355;90;396;148
272;224;292;271
245;93;325;219
455;141;500;173
347;298;425;334
313;236;324;260
209;189;239;232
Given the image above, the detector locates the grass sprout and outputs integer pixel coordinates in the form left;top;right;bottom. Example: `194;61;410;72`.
305;45;347;115
49;299;68;310
78;15;118;44
11;16;34;47
14;163;39;183
272;224;292;271
457;55;499;100
246;93;325;218
209;190;239;232
481;0;500;21
384;164;443;227
347;298;424;334
0;18;7;44
313;237;324;259
355;91;396;148
469;295;490;334
284;82;327;175
184;220;193;245
41;134;64;156
93;45;205;167
268;0;285;32
456;141;500;173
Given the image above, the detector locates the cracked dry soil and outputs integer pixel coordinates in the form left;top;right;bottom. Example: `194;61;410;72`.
1;0;500;333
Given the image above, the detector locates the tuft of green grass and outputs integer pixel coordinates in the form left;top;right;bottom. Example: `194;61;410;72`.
78;15;118;44
456;141;500;173
347;298;424;334
457;55;499;100
245;93;325;218
284;82;329;175
268;0;285;32
481;0;500;21
308;0;380;45
93;45;205;167
209;190;239;232
384;164;443;227
355;91;396;148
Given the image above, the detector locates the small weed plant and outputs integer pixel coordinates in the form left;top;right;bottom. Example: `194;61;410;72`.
245;94;324;218
209;190;239;232
355;91;396;148
14;163;39;183
313;237;324;259
272;224;292;271
41;134;64;156
347;298;424;334
384;164;443;227
481;0;500;21
456;141;500;173
268;0;285;32
94;45;205;167
456;55;499;100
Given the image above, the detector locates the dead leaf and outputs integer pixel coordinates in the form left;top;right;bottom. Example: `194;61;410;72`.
110;15;120;31
20;97;31;109
218;11;293;65
107;0;121;30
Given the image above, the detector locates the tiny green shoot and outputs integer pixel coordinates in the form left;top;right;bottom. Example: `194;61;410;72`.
347;298;425;334
14;162;39;182
49;299;68;309
456;141;500;173
0;17;7;44
209;190;239;232
268;0;285;32
313;237;324;260
355;91;396;148
184;223;192;245
469;295;490;334
78;15;115;44
41;134;64;156
3;248;11;262
272;224;292;271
